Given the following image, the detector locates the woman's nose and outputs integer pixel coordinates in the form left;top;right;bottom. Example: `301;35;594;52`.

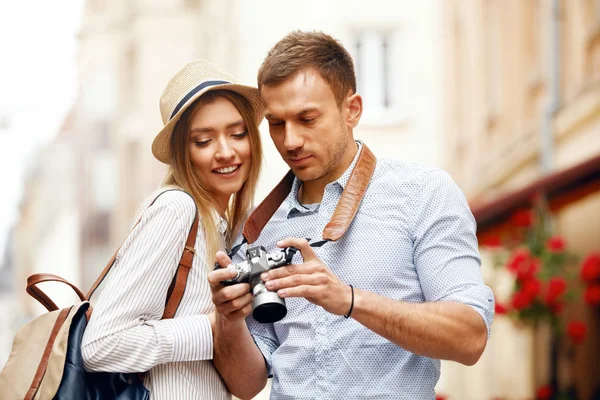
215;140;235;160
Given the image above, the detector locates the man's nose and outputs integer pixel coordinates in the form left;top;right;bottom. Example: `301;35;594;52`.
283;123;303;151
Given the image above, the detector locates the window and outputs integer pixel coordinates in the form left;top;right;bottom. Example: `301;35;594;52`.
91;150;117;213
83;70;116;118
351;29;404;124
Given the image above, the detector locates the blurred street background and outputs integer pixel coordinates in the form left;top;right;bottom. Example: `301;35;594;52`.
1;1;599;399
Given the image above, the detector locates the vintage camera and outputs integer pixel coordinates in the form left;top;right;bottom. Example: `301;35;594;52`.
221;245;297;323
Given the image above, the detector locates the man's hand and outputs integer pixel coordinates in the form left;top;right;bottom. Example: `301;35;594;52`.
261;238;352;316
208;251;253;324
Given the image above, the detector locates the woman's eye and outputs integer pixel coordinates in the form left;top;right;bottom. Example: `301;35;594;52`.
232;131;248;138
194;140;211;147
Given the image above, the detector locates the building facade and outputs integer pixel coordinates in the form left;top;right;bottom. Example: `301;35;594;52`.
443;0;600;399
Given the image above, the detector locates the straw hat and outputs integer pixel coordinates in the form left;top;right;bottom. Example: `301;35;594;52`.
152;59;263;164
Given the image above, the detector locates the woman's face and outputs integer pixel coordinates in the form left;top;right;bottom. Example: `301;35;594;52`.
188;96;252;212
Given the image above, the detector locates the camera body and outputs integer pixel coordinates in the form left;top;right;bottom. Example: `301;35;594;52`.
222;245;297;323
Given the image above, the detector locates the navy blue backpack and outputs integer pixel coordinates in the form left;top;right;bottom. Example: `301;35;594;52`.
0;190;198;399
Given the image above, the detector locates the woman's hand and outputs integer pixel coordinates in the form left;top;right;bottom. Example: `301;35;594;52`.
208;251;253;325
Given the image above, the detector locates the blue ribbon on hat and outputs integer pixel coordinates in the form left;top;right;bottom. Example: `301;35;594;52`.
170;80;231;120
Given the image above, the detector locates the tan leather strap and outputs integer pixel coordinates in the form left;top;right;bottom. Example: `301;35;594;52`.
86;189;198;310
26;274;87;312
162;212;199;319
323;145;376;241
243;170;295;243
25;307;71;400
243;144;377;244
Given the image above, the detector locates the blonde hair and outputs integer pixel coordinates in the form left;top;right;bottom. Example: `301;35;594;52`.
163;89;262;267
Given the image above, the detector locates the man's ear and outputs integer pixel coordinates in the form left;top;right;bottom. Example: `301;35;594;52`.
345;92;362;129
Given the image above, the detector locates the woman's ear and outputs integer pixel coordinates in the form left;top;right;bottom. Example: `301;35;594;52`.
345;92;363;129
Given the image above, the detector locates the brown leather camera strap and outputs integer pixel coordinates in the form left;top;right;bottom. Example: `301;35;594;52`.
27;189;198;320
243;144;376;243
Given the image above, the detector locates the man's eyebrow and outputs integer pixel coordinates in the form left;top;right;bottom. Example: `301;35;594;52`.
265;108;319;120
297;107;319;116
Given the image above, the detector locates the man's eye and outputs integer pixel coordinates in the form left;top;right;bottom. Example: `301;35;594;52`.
269;121;285;127
301;118;316;124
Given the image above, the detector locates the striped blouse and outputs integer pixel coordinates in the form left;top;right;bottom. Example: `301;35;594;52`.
81;190;230;400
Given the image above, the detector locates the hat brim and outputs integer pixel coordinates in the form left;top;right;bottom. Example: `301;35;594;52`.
152;83;263;164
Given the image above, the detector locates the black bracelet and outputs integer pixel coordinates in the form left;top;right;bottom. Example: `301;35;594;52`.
344;285;354;318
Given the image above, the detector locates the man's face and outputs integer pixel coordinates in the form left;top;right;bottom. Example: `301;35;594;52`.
262;69;356;184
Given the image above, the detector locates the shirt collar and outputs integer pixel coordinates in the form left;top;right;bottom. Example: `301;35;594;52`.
285;140;363;218
212;209;228;235
334;140;363;190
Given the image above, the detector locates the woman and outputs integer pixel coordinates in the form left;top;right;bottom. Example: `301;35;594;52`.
81;59;263;399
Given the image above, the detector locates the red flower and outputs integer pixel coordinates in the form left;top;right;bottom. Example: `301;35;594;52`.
507;248;530;273
581;253;600;282
482;235;502;248
567;321;587;344
536;384;553;400
510;209;534;227
511;290;533;310
495;302;509;315
516;258;540;282
435;395;448;400
546;236;566;252
523;278;541;298
506;249;540;282
584;284;600;306
544;277;567;304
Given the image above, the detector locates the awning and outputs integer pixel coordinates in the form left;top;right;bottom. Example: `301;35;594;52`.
470;152;600;238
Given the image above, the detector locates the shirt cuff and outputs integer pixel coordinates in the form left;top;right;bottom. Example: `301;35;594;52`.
150;314;214;362
442;285;495;339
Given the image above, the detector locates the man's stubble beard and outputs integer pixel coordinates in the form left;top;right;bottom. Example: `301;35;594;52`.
302;121;350;183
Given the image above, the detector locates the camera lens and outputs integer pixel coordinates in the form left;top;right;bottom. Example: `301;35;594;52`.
253;301;287;323
252;288;287;323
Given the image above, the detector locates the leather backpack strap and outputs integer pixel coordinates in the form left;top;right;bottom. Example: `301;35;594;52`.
24;307;71;400
162;212;199;319
242;143;377;244
26;274;87;312
84;189;199;319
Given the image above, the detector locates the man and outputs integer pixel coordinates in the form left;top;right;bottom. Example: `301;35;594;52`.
208;31;494;400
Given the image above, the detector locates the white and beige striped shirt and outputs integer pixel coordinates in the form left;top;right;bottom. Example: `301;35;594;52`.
82;190;230;400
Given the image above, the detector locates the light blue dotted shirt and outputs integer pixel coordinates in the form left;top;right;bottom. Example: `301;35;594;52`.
232;142;494;400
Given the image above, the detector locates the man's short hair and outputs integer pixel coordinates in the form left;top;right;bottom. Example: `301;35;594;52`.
258;31;357;107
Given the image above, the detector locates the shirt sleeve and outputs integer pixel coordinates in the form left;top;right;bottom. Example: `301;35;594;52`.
246;314;279;377
411;169;495;338
82;191;214;373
